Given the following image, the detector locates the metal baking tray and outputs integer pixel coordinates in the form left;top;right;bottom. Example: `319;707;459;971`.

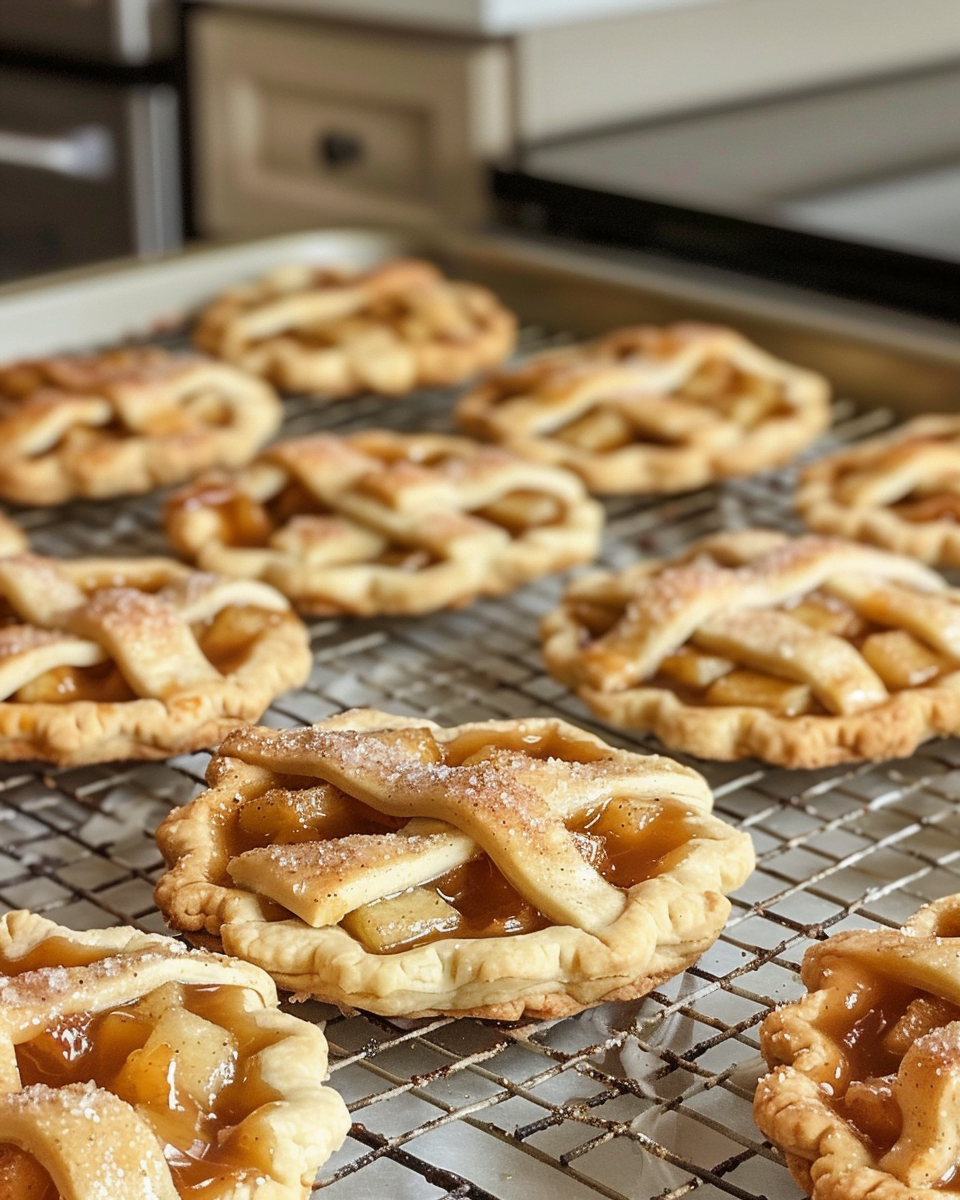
3;229;960;1200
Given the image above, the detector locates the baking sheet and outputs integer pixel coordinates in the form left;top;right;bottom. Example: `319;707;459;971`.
1;230;959;1199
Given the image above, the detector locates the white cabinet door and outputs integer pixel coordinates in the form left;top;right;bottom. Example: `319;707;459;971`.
191;8;513;236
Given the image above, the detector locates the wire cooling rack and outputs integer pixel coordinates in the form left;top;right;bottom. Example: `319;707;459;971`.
2;332;958;1200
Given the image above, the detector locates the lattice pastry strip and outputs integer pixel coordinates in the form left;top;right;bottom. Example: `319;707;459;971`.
755;893;960;1200
154;708;754;1021
0;910;350;1200
0;514;26;558
796;414;960;567
542;528;960;767
456;323;831;493
163;430;603;616
193;258;517;399
0;347;282;505
0;553;310;763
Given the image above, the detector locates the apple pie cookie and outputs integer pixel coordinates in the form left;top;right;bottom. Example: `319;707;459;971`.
796;415;960;567
163;430;603;616
0;909;350;1200
153;708;754;1020
542;528;960;768
755;893;960;1200
0;346;282;506
193;258;517;399
457;323;830;493
0;553;310;764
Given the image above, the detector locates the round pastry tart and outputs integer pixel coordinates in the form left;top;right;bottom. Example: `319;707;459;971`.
0;909;350;1200
755;894;960;1200
193;258;517;399
542;528;960;768
153;708;754;1021
797;414;960;567
0;553;310;764
163;430;603;616
0;347;282;506
456;323;830;494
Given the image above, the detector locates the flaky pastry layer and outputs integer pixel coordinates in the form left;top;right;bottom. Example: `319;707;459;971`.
755;894;960;1200
0;910;350;1200
457;323;830;494
194;258;517;399
163;429;603;616
543;528;960;768
0;347;281;506
797;414;960;567
154;707;754;1020
0;554;310;764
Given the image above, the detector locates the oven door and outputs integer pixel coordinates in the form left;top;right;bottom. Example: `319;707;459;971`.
0;66;182;282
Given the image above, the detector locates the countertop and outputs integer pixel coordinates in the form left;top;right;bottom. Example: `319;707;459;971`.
189;0;721;35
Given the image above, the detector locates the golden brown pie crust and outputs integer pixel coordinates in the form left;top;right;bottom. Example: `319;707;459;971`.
0;347;282;506
457;323;830;494
193;258;517;399
0;553;311;764
0;909;350;1200
755;894;960;1200
154;707;754;1020
0;514;27;557
797;414;960;567
163;429;603;616
542;528;960;768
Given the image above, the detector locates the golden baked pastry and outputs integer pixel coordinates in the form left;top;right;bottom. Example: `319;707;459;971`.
797;415;960;567
457;323;830;494
755;894;960;1200
0;909;350;1199
0;346;282;506
0;513;27;556
153;708;754;1021
162;430;603;616
542;528;960;768
0;553;310;764
193;258;517;399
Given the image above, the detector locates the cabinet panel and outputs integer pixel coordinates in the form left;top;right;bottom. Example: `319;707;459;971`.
191;9;512;236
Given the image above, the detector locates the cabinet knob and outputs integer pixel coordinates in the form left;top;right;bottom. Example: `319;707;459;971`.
317;131;364;169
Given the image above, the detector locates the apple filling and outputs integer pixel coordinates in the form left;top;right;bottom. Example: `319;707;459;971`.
893;493;960;524
218;726;702;956
808;958;960;1191
2;954;279;1197
572;584;960;716
3;604;281;705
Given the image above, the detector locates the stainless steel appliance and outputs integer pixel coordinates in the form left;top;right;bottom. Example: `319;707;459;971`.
0;0;183;282
495;61;960;322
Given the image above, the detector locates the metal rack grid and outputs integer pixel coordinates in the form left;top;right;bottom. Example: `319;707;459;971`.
1;336;956;1200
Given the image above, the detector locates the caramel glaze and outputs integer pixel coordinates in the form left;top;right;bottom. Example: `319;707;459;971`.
12;982;278;1195
811;963;960;1172
1;935;111;975
12;659;136;705
573;796;700;888
187;478;328;550
355;797;700;954
0;1143;57;1200
443;724;610;766
892;494;960;525
192;605;283;677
